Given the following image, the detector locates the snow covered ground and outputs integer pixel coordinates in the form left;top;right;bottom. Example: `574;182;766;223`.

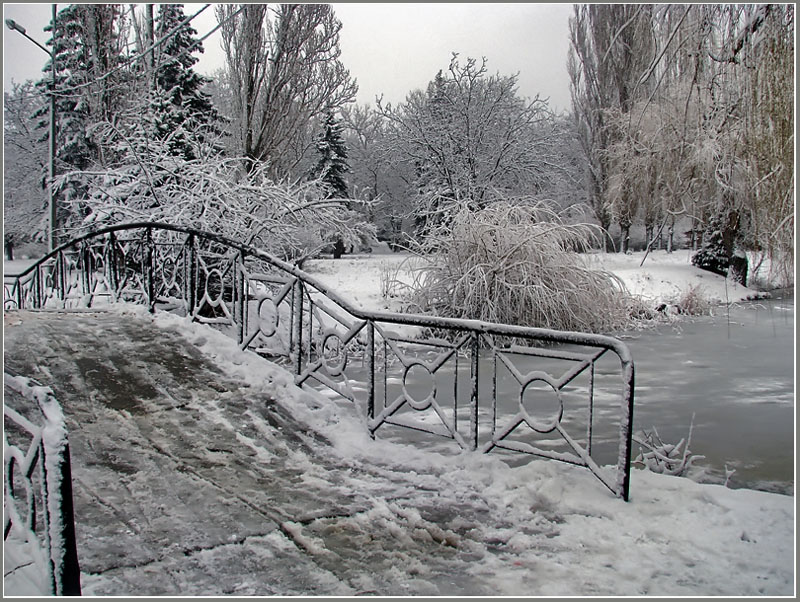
3;249;796;596
2;246;784;310
302;246;780;316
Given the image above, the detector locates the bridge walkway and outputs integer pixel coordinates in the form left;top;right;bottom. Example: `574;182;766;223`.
3;309;503;596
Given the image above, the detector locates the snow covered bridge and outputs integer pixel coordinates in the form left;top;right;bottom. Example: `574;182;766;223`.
3;223;638;594
4;309;522;595
3;222;636;502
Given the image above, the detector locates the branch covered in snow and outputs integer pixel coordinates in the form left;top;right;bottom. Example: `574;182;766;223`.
54;121;374;263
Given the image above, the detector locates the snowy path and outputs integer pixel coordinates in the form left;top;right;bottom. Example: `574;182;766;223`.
3;309;794;596
2;311;525;596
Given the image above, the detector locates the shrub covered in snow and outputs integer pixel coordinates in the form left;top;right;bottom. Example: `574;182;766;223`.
402;200;638;333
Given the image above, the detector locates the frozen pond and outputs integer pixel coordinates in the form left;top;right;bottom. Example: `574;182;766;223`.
618;292;794;495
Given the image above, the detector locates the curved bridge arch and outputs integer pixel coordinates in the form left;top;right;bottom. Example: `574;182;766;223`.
4;222;635;500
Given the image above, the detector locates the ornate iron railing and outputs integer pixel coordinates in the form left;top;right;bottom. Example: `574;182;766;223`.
4;373;82;595
3;223;635;500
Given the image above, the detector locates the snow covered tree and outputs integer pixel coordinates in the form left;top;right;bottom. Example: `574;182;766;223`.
32;4;130;242
149;3;222;159
218;3;358;179
341;103;416;250
3;82;49;255
59;121;373;265
570;3;793;280
568;4;656;250
738;4;794;285
377;55;566;240
312;110;350;198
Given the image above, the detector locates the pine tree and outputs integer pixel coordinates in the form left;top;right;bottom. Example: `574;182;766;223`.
691;207;742;280
34;4;128;239
313;110;350;198
152;4;221;159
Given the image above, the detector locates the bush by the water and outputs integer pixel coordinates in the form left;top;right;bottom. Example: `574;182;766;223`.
404;201;637;333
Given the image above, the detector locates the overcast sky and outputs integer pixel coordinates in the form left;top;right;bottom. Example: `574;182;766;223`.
3;3;574;111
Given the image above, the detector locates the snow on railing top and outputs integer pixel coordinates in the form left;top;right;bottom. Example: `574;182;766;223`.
4;373;82;595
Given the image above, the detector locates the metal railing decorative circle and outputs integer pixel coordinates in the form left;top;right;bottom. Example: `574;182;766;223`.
3;223;635;500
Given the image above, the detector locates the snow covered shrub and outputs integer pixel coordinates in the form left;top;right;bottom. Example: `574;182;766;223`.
404;200;636;333
676;285;712;316
691;233;729;276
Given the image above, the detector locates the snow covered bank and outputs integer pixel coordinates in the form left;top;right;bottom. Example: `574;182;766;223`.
304;249;783;317
585;249;779;306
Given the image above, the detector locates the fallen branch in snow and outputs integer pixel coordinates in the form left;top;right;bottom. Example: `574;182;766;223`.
632;415;705;477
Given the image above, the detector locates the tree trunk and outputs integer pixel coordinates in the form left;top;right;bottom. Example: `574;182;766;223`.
145;4;154;88
620;224;630;253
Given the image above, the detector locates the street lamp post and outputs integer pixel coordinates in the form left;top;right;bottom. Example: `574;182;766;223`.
6;5;58;252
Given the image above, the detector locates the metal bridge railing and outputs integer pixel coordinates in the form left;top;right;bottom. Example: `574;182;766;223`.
3;223;635;500
4;373;82;595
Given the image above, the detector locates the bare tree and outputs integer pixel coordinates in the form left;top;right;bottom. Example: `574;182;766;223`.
570;3;793;282
377;54;565;238
341;103;415;248
3;82;49;255
218;4;358;179
568;5;656;250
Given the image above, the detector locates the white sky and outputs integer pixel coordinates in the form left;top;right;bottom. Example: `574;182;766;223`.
2;3;574;111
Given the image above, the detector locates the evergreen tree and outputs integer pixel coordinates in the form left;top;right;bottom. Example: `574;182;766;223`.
691;213;730;277
152;4;221;159
313;110;350;198
37;5;91;172
34;4;127;240
691;205;746;283
36;4;128;168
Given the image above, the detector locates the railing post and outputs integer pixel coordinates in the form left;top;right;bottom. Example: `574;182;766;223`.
54;444;81;595
366;321;375;426
81;241;92;307
469;332;479;450
16;278;23;310
186;234;196;317
292;279;304;376
34;264;42;309
237;252;246;346
57;250;66;304
145;227;155;313
107;231;118;300
37;441;57;596
620;364;635;502
587;362;595;457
